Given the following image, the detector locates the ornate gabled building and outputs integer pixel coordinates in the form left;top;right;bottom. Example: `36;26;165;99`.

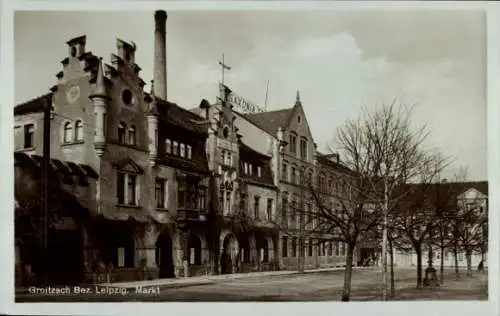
14;10;214;284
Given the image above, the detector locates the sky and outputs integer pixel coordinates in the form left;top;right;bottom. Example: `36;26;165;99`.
14;10;487;180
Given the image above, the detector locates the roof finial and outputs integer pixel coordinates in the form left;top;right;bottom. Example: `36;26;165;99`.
90;57;109;99
295;90;301;104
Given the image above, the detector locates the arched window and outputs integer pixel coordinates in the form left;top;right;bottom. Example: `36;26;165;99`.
128;125;136;145
118;122;126;143
75;120;84;141
63;121;73;143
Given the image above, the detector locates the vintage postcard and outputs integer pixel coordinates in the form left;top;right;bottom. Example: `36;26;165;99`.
1;1;498;316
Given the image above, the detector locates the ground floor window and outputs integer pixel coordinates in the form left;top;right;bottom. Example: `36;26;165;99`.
282;236;288;258
292;238;297;257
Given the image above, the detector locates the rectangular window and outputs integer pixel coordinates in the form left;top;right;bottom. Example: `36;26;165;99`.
128;127;136;145
244;162;248;174
291;167;296;184
221;150;225;165
292;238;297;257
267;198;273;220
308;242;313;257
187;145;192;159
117;247;125;268
340;243;346;256
254;196;260;219
155;178;167;209
226;152;232;166
198;186;206;210
117;173;125;204
257;166;262;177
127;174;137;205
180;143;186;157
289;133;297;154
282;163;288;181
165;139;172;154
306;203;312;225
300;138;307;159
282;237;288;258
249;164;253;175
178;180;186;209
225;191;231;215
335;241;340;256
24;124;34;149
282;196;288;228
117;173;138;206
328;242;333;256
173;141;179;155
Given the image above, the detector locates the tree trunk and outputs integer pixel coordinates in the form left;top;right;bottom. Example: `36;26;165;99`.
389;238;395;298
439;246;445;284
416;246;423;288
453;245;459;280
341;242;355;302
465;250;472;276
381;194;389;301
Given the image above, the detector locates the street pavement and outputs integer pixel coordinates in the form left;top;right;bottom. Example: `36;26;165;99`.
15;268;487;302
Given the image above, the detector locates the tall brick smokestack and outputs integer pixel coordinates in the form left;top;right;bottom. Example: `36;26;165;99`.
154;10;167;100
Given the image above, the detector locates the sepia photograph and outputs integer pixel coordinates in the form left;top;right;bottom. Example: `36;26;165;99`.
7;2;494;310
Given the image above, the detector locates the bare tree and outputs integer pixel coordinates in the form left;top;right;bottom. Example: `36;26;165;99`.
332;97;432;300
306;164;381;301
390;153;450;288
448;183;488;277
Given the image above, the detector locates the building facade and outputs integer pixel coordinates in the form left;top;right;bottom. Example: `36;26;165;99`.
14;10;488;286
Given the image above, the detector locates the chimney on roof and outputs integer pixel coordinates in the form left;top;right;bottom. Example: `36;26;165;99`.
153;10;168;101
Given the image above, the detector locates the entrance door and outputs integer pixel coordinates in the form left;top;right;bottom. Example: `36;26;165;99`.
156;233;175;278
220;236;232;274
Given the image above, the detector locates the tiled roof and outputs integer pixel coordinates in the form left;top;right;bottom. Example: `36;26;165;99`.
243;108;294;136
151;96;209;135
239;140;272;159
14;93;52;116
396;181;489;212
316;153;354;175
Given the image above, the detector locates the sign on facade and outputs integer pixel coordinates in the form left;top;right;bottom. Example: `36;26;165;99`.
220;83;265;114
217;137;238;152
